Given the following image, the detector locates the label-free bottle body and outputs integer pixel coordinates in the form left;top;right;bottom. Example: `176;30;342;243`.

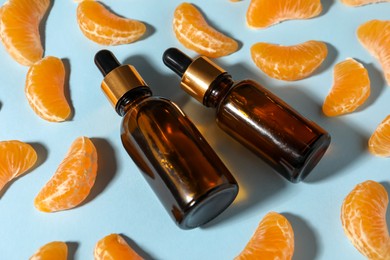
95;50;238;229
120;93;238;228
163;48;331;183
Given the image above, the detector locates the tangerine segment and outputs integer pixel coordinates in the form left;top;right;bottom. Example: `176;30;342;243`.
25;56;71;122
30;241;67;260
77;1;146;46
323;58;370;117
0;0;50;66
94;234;143;260
34;136;97;212
369;115;390;157
341;180;390;259
173;2;238;58
0;141;37;191
235;212;294;260
357;20;390;85
341;0;390;6
246;0;322;29
251;40;327;81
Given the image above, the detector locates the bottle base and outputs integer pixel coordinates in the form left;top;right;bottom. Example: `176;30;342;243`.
290;133;331;183
179;184;238;229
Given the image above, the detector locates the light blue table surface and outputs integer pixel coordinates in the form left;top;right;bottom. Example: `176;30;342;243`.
1;0;390;259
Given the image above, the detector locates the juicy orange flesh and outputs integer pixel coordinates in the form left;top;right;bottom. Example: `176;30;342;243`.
34;136;97;212
341;180;390;259
77;1;146;45
25;56;71;122
369;115;390;157
341;0;390;6
235;212;294;260
357;20;390;85
323;58;370;116
0;0;50;65
246;0;322;29
94;234;143;260
0;141;37;191
30;241;67;260
173;2;238;58
250;40;327;81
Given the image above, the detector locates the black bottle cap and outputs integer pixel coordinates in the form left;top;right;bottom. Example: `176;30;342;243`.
94;49;147;111
94;49;121;76
162;48;226;103
162;48;193;78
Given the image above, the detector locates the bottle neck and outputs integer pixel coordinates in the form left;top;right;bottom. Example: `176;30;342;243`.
116;87;152;116
204;73;234;108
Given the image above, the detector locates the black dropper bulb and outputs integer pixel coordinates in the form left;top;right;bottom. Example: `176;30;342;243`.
162;48;193;78
94;49;121;76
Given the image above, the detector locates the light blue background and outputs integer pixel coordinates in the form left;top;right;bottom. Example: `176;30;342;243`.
0;0;389;259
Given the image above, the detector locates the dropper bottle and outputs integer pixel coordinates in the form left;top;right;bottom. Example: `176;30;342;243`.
163;48;331;183
94;50;238;229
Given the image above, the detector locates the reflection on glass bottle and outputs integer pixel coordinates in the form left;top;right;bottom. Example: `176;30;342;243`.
163;48;331;183
94;50;238;229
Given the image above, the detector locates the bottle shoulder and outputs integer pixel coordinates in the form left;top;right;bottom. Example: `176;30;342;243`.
135;95;177;105
216;79;260;99
124;95;179;110
122;95;187;120
214;79;263;108
230;79;261;90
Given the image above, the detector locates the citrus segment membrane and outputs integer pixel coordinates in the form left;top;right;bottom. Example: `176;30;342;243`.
246;0;322;29
235;212;294;260
34;136;97;212
357;20;390;86
77;1;146;45
173;2;238;58
251;40;327;81
341;180;390;259
0;140;37;191
322;58;370;116
29;241;67;260
0;0;50;65
341;0;390;6
25;56;71;122
368;115;390;157
94;234;143;260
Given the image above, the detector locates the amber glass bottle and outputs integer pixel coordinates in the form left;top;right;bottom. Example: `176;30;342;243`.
94;50;238;229
163;48;331;183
